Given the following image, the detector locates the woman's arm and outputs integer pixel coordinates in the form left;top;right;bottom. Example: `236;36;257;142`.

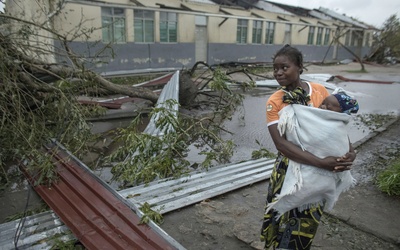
268;124;354;171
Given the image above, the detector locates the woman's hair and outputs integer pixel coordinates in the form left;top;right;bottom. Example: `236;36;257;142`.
273;44;304;74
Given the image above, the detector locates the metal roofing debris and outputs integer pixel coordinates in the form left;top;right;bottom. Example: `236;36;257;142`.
254;1;293;15
0;157;274;249
308;10;334;21
188;0;216;4
99;96;137;105
16;141;183;250
253;1;371;28
134;72;174;88
78;99;122;109
143;70;180;136
0;211;75;250
318;7;369;29
265;1;313;18
121;158;275;214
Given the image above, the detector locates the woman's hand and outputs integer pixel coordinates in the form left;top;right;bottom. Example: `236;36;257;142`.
334;143;357;172
332;150;357;172
319;156;353;172
337;150;357;163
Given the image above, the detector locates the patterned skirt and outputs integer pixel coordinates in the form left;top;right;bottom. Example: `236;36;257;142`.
260;153;324;250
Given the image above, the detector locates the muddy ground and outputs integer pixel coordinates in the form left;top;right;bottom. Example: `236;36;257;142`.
159;117;400;250
158;62;400;250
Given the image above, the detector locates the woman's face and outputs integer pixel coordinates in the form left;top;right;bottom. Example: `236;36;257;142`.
273;55;302;89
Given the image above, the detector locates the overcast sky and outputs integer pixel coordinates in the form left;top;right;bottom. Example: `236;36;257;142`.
268;0;400;28
1;1;399;28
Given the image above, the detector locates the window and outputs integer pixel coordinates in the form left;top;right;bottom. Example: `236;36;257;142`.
265;22;275;44
160;12;177;43
364;33;370;46
102;7;126;43
351;30;362;46
134;10;154;43
345;31;350;46
252;20;262;44
284;24;291;44
307;26;315;45
351;31;357;46
316;27;323;45
236;19;248;44
324;28;330;45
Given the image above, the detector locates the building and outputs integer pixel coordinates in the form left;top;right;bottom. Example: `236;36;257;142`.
5;0;376;75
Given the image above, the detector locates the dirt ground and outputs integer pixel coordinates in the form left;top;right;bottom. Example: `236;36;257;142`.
159;62;400;250
160;118;400;250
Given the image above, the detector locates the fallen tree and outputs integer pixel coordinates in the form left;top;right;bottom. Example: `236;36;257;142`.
0;10;256;188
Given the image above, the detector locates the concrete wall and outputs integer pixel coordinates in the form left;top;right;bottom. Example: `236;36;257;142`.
57;41;195;73
58;39;371;75
7;0;374;74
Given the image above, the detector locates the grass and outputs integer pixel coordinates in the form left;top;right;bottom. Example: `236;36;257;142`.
377;158;400;196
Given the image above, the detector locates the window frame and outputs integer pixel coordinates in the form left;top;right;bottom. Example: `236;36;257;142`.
307;26;315;45
236;19;248;44
160;11;177;43
345;31;350;46
284;23;291;44
364;32;370;46
323;28;331;45
252;20;262;44
134;9;155;43
265;21;275;44
101;7;126;43
316;27;323;45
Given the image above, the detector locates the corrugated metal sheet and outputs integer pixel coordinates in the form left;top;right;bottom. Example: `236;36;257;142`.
143;70;179;136
188;0;216;5
14;141;184;250
318;7;369;28
78;99;122;109
121;158;275;214
135;73;174;88
0;211;75;249
0;157;274;249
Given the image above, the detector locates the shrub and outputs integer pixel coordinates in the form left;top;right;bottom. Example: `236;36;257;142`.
377;158;400;196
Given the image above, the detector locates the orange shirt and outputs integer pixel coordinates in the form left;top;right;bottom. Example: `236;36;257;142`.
266;82;329;126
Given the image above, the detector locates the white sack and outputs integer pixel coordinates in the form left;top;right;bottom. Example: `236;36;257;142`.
267;104;356;217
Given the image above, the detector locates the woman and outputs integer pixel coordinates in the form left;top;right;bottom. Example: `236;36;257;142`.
260;45;356;250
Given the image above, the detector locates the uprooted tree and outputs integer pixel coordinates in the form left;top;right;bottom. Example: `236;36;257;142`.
0;8;257;188
369;14;400;64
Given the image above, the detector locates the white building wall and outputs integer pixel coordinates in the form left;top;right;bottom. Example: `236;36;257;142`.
7;0;56;62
